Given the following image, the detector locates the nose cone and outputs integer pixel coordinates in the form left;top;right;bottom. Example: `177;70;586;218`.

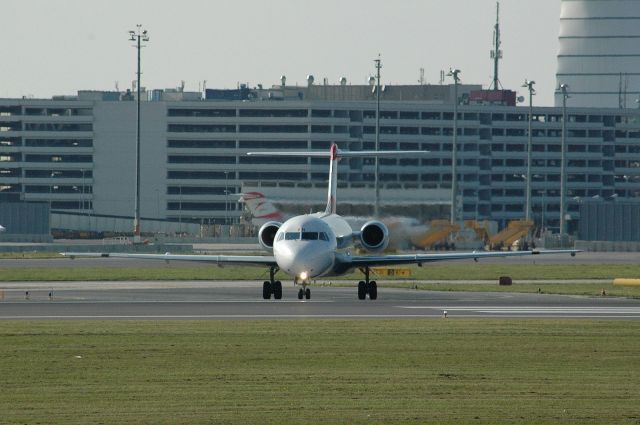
274;242;333;278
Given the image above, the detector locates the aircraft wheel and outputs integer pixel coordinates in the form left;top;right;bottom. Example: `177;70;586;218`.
358;281;367;300
305;288;311;300
368;281;378;300
262;281;272;300
273;281;283;300
298;289;304;300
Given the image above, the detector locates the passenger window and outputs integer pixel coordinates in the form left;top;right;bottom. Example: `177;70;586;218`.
301;232;318;240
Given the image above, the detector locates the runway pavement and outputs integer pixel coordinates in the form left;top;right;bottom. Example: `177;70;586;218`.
1;280;639;320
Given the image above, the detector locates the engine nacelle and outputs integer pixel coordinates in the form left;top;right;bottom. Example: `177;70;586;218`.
258;221;282;251
359;220;389;252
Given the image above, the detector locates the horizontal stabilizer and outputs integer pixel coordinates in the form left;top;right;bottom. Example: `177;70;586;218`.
247;149;429;158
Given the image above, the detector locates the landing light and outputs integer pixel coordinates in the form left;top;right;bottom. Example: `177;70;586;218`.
300;272;308;281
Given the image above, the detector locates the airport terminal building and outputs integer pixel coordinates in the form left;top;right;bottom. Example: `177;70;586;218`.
2;83;640;236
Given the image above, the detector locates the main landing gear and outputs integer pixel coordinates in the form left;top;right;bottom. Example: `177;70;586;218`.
262;266;282;300
357;267;377;300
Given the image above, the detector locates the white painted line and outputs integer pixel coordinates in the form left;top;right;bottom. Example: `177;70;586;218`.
0;299;335;304
2;314;640;320
0;314;443;319
397;306;640;315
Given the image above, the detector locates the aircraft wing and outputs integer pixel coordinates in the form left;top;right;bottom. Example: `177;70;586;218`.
340;249;580;268
61;252;277;267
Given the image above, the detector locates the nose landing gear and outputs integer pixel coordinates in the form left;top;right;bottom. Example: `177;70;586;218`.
262;267;282;300
295;277;311;300
357;267;377;300
297;286;311;300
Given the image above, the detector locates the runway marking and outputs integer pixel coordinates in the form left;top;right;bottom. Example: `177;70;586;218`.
0;314;452;319
3;314;640;320
0;300;335;304
398;306;640;315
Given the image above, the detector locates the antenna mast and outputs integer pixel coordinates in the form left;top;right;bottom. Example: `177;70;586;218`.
490;2;503;90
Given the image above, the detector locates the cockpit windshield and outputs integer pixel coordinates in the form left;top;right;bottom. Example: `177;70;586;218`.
283;231;330;242
285;232;301;240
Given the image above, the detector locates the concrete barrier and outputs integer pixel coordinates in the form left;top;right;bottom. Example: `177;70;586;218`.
613;278;640;286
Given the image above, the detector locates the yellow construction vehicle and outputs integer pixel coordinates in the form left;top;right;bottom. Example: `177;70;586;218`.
488;219;534;250
410;219;460;250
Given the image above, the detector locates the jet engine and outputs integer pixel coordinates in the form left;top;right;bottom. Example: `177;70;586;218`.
359;220;389;252
258;221;282;251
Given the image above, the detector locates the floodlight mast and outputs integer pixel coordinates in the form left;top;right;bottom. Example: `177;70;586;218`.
447;68;461;226
522;79;536;222
129;25;149;242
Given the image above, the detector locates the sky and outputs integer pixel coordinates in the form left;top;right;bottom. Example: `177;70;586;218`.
2;0;561;105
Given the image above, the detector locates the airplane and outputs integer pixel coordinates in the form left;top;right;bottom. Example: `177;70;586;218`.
238;191;287;227
238;191;423;248
63;143;579;301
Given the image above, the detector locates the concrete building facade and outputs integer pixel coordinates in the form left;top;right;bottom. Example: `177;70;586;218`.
3;86;640;236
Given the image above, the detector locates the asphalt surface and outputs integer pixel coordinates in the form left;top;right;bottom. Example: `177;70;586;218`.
1;280;639;320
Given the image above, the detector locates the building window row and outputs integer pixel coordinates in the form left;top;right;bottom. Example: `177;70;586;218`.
167;202;226;211
25;138;93;148
168;109;236;118
239;140;307;149
167;155;236;164
25;185;92;194
168;124;235;133
0;122;23;132
23;123;92;132
239;125;308;133
0;137;21;146
167;139;235;149
167;171;228;180
24;154;92;163
25;169;92;178
167;186;229;195
24;107;92;117
0;168;21;177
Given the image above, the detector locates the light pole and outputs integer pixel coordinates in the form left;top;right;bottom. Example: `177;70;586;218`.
129;24;149;242
522;79;535;222
374;55;382;218
80;169;85;212
224;171;229;226
447;68;461;225
49;171;55;211
560;84;569;239
49;171;61;211
540;189;546;233
178;185;182;233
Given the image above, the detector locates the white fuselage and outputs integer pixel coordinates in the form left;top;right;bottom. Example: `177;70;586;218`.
272;214;345;279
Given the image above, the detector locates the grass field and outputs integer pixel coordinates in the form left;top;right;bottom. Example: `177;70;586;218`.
1;320;639;424
3;262;640;282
